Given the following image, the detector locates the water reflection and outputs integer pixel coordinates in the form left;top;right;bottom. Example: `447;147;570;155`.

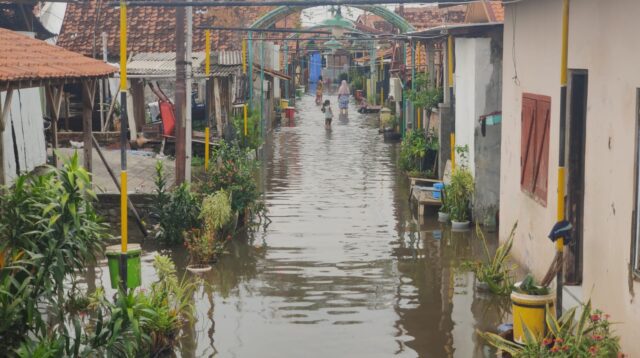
87;95;507;357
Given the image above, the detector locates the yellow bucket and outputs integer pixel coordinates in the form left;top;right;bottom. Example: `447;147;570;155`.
511;289;555;343
280;99;289;109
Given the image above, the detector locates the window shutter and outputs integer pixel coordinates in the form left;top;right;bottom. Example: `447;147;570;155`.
521;93;551;205
521;96;536;193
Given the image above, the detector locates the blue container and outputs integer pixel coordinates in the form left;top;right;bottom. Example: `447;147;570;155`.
433;182;445;200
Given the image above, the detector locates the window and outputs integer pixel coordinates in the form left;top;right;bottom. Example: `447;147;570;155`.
632;89;640;276
521;93;551;205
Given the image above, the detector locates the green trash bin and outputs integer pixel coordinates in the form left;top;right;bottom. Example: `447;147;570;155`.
106;244;142;289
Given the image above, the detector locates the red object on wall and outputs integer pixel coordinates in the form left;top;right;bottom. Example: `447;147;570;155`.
521;93;551;206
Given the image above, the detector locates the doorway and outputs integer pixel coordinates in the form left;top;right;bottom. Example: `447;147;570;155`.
565;70;588;285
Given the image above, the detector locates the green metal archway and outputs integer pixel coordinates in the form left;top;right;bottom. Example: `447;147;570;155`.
250;5;415;33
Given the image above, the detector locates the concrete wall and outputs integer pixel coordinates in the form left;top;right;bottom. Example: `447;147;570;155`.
454;34;502;220
501;0;640;354
1;88;47;183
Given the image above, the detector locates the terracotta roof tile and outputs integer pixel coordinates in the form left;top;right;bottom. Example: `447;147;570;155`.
57;1;299;58
487;1;505;22
0;28;117;84
397;5;467;30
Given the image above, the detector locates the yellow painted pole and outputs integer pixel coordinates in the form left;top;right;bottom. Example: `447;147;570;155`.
554;0;570;317
204;30;211;172
244;104;248;136
119;0;128;254
242;39;247;74
447;35;453;93
417;109;421;129
450;133;456;171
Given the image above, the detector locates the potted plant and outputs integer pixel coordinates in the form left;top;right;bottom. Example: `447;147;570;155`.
510;274;555;344
448;167;474;230
185;190;233;273
467;223;517;295
481;299;622;357
422;129;439;172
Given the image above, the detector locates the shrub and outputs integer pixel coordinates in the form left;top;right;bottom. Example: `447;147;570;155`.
153;161;201;245
448;167;474;222
465;223;517;295
232;107;262;150
0;153;110;354
199;140;260;216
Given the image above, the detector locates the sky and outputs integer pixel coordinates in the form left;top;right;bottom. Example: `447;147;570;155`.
300;5;397;27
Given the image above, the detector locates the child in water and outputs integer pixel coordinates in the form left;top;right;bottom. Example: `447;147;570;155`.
321;99;333;129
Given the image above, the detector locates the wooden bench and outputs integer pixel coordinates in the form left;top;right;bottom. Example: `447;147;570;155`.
409;177;443;216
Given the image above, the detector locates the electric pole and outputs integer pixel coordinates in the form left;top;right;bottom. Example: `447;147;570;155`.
175;2;186;184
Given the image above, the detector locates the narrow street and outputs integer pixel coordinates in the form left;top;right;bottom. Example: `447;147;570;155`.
172;95;507;357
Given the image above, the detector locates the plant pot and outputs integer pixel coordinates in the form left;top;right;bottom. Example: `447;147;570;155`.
186;264;212;273
511;284;555;344
106;244;142;289
438;211;450;222
451;220;470;231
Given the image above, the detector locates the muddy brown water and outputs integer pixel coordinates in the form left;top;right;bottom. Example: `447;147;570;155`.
87;96;508;357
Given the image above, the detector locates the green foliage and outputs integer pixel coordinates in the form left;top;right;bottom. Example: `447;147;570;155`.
466;223;517;295
515;274;550;296
232;107;262;150
399;129;438;172
480;300;622;357
448;150;474;222
404;72;443;114
201;190;233;235
199;140;261;216
0;153;110;355
153;161;201;245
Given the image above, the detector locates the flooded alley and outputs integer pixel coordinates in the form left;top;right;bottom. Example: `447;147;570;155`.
86;95;508;357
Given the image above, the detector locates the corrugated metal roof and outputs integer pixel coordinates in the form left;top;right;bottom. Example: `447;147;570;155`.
127;51;243;78
0;28;117;84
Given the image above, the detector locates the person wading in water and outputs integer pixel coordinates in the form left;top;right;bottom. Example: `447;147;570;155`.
315;76;324;105
321;99;333;129
337;80;350;116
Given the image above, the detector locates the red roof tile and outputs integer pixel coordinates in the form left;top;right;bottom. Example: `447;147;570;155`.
0;28;117;84
57;1;299;58
487;1;505;22
397;5;467;30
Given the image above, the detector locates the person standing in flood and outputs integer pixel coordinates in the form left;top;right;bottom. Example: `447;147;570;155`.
315;76;324;105
337;80;350;115
321;99;333;129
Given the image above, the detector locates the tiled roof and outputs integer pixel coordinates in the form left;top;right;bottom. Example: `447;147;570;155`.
0;28;117;84
398;5;467;30
57;1;299;58
487;1;505;22
355;5;467;33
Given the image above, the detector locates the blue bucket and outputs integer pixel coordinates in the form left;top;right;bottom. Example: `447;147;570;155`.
433;182;445;200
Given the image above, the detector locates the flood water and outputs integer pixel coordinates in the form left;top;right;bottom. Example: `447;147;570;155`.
90;95;508;357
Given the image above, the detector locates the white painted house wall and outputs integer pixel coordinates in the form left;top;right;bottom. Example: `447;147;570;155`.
501;0;640;355
1;88;47;183
454;37;493;175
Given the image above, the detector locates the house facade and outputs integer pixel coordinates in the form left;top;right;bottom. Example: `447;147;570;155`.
500;0;640;354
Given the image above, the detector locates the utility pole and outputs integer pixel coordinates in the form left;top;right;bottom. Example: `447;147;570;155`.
175;3;186;184
185;0;193;183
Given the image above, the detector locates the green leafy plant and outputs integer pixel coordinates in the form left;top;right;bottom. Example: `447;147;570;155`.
404;72;443;116
198;140;262;219
153;161;201;245
465;223;517;295
0;153;110;355
232;107;262;150
185;190;234;265
399;129;439;173
448;167;474;222
480;300;622;357
515;274;550;296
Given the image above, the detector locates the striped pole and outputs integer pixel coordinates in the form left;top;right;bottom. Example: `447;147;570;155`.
204;30;211;171
119;0;129;291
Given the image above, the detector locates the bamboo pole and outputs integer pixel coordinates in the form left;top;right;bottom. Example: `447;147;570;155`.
205;30;211;172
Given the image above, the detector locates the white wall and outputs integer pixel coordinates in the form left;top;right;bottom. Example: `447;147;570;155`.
1;89;47;183
501;0;640;355
455;37;493;175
